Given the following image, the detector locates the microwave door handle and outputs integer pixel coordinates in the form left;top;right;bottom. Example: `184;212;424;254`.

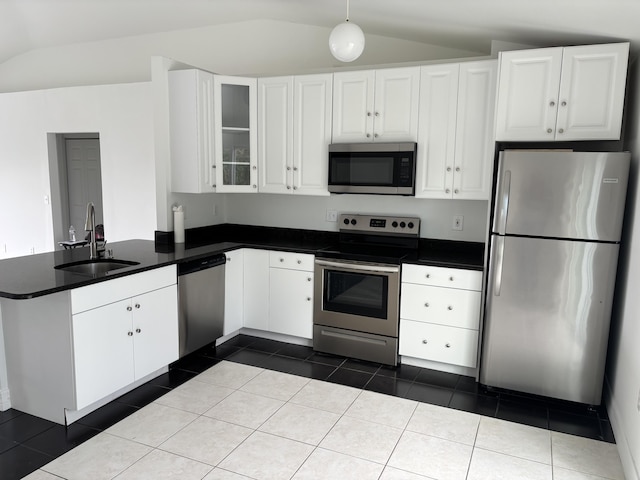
314;259;400;274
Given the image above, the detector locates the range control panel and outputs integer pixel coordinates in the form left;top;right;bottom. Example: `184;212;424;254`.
338;213;421;237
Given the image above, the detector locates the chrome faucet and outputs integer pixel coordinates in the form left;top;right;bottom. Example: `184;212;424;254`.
85;202;98;259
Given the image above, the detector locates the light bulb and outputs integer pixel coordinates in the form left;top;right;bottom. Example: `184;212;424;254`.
329;21;365;62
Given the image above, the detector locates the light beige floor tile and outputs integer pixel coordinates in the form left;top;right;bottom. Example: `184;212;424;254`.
292;447;384;480
259;402;340;445
203;469;253;479
154;379;234;414
196;360;264;389
552;432;625;480
388;430;472;480
106;403;198;447
289;379;361;414
379;466;432;479
114;449;213;479
406;401;480;445
467;448;552;480
160;416;252;466
345;390;418;429
475;416;551;464
319;415;403;464
41;432;151;480
553;466;615;480
203;389;285;429
21;470;65;480
239;369;310;401
218;431;313;480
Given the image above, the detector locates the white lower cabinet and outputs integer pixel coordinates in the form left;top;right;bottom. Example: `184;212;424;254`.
224;249;244;335
243;249;270;330
399;263;482;369
268;252;314;339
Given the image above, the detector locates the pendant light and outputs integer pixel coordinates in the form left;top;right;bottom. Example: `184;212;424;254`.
329;0;365;62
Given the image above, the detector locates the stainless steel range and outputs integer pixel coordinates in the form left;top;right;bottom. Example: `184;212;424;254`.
313;213;420;366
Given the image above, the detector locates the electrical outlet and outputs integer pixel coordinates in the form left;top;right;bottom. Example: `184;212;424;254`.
452;215;464;231
326;210;338;222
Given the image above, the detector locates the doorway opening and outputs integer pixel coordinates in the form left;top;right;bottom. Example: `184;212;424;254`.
48;133;104;250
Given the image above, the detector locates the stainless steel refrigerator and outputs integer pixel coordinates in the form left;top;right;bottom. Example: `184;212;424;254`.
480;150;630;405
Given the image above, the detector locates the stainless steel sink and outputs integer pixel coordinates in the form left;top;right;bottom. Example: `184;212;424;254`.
55;259;140;276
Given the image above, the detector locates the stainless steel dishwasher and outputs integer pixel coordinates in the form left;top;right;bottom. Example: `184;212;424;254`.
177;254;226;357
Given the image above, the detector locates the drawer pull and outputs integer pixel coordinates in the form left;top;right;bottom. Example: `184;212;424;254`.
424;302;429;307
127;306;132;312
422;339;428;344
425;274;431;278
297;260;302;264
135;303;140;309
307;277;312;282
280;258;284;262
127;331;133;336
135;328;141;333
447;306;453;311
449;276;454;281
445;343;451;348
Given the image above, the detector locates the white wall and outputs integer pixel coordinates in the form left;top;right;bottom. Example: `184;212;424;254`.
224;194;488;242
0;20;485;94
607;58;640;480
0;82;157;258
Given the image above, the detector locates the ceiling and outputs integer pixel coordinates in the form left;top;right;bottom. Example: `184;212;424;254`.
0;0;638;65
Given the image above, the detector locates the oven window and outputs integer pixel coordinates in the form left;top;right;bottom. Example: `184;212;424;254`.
330;155;395;186
323;269;388;319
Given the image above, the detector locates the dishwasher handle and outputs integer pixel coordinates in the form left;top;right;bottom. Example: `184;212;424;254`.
178;254;226;276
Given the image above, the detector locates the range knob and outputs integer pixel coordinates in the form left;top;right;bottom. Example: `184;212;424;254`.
400;221;406;228
392;221;398;228
408;222;414;229
351;219;357;225
343;218;350;225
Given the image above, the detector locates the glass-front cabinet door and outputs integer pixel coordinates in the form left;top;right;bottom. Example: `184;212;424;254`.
213;75;258;192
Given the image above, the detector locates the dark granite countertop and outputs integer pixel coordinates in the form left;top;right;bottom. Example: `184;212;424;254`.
0;224;484;300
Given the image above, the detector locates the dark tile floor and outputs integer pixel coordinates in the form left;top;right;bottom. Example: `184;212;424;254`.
0;334;616;479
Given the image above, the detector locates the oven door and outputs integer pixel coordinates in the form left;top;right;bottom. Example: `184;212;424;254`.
313;258;400;337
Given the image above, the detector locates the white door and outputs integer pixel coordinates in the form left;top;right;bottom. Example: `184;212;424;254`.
494;47;563;141
269;268;313;339
332;70;375;142
555;43;629;141
258;77;293;194
65;138;103;239
453;60;497;200
373;67;420;141
132;286;179;380
224;249;244;335
293;74;332;196
415;64;459;199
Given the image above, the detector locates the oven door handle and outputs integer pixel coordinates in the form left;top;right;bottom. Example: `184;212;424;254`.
314;259;400;274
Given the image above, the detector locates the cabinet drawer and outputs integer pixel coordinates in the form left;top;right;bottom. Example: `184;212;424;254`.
399;319;478;368
402;263;482;290
269;251;314;271
400;283;481;329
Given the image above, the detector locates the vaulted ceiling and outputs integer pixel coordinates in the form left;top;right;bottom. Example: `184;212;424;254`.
0;0;637;65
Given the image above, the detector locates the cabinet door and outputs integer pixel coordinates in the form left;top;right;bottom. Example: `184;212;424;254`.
373;67;420;141
555;43;629;141
72;299;134;409
332;70;375;142
269;268;314;339
258;77;293;194
224;249;244;335
132;285;179;381
243;249;270;330
495;47;563;141
453;60;497;200
293;74;332;195
415;64;459;199
214;75;258;192
169;69;216;194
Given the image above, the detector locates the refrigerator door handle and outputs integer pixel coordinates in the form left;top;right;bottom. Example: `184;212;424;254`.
496;170;511;234
493;236;505;296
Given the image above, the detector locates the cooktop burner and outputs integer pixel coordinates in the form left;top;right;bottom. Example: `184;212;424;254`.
316;213;421;264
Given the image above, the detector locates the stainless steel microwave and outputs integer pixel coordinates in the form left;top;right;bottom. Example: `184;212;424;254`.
327;142;417;195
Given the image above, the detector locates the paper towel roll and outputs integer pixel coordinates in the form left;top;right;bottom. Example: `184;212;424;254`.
174;210;185;243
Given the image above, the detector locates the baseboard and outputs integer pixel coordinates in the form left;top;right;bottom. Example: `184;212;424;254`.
604;376;640;480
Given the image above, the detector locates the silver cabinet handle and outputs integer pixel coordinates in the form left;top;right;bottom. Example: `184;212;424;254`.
558;128;564;133
549;100;555;107
561;100;567;106
252;165;257;170
449;276;454;281
375;112;379;117
307;277;312;282
422;339;428;344
127;306;132;312
279;258;284;262
445;188;450;194
374;133;379;138
297;260;302;264
252;184;257;189
367;112;372;117
287;166;291;171
135;303;140;309
424;302;429;307
135;328;141;333
366;133;371;138
306;297;311;301
287;186;291;190
425;273;430;278
293;186;298;190
446;166;452;172
455;166;460;172
547;128;553;133
454;189;459;194
493;235;505;297
445;343;451;348
127;331;133;336
447;306;453;311
293;167;298;171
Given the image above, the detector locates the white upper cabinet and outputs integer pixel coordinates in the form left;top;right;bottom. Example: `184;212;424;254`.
495;43;629;141
258;74;332;195
213;75;258;192
168;69;216;193
332;67;420;143
416;60;497;200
